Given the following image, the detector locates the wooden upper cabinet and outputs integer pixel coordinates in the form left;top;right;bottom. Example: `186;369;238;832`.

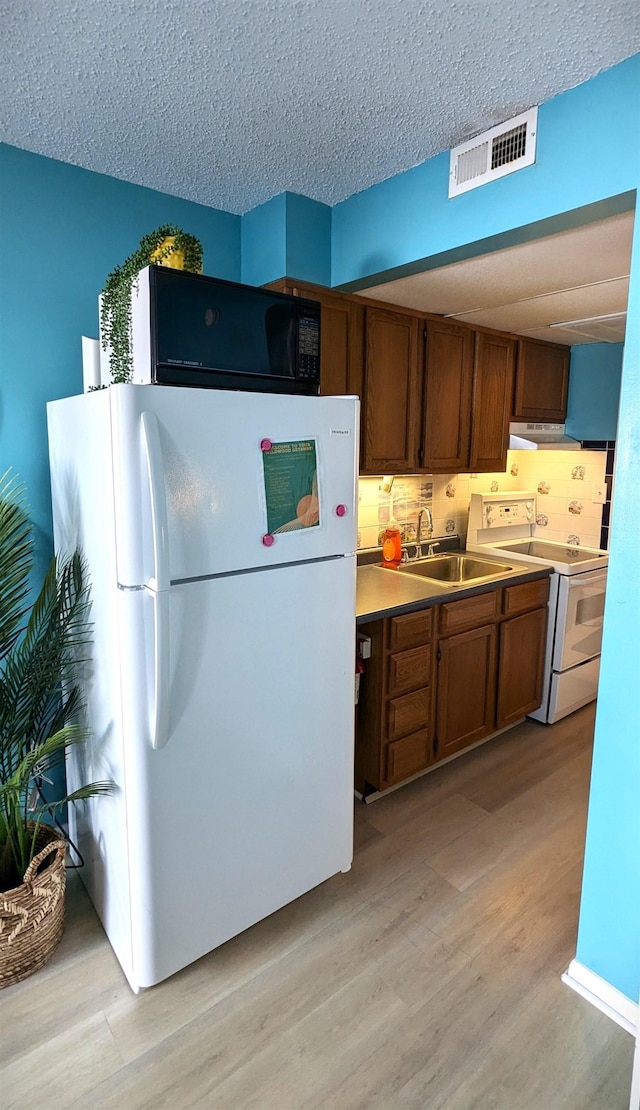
282;282;365;398
423;322;514;473
470;332;516;471
361;307;422;474
513;339;570;422
422;320;474;472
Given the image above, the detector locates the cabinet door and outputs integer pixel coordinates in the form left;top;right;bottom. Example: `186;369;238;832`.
513;339;570;421
435;624;497;760
470;332;516;472
361;307;422;474
290;284;364;398
497;608;547;728
422;320;474;471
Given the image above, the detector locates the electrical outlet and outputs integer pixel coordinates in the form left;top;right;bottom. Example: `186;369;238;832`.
593;486;606;505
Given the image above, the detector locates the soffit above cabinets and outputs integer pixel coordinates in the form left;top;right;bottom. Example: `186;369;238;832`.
359;211;633;344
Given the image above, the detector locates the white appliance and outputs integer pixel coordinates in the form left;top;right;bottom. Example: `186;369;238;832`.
47;384;359;992
508;422;581;450
467;492;608;724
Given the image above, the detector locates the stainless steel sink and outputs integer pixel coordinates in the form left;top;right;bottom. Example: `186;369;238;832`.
394;553;513;585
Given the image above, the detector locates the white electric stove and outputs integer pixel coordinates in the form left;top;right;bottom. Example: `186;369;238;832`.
467;492;608;723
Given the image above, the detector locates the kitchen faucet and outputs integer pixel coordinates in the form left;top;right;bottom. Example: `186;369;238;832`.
415;507;433;559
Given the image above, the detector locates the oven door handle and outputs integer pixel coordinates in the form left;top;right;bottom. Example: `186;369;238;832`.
563;568;608;588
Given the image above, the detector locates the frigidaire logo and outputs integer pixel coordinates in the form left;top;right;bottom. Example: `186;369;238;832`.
329;428;351;436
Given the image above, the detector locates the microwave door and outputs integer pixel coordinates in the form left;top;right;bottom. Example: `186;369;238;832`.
145;267;319;394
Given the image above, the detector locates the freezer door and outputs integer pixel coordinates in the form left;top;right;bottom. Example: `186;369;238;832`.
120;555;356;988
109;384;359;586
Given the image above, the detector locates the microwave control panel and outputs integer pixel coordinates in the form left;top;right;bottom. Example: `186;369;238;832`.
297;313;321;380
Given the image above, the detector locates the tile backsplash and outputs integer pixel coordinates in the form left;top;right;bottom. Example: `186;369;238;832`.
357;447;609;551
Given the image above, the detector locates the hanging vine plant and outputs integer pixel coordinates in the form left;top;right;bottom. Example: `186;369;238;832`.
100;225;204;384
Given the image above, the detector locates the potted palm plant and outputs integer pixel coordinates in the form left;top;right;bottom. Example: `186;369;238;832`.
0;471;111;988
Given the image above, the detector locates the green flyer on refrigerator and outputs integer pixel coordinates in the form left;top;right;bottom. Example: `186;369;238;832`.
262;440;320;533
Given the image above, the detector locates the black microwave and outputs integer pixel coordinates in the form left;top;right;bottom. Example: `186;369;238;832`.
128;266;321;395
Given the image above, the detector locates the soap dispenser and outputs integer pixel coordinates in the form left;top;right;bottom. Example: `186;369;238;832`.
382;521;402;569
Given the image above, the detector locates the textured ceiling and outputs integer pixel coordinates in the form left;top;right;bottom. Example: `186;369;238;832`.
2;1;639;214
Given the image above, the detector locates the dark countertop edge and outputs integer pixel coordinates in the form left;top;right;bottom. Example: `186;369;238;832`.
356;564;553;625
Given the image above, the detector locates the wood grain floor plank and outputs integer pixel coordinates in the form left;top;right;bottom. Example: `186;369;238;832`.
429;965;634;1110
71;902;414;1107
2;706;633;1110
365;791;490;854
2;1010;125;1110
424;745;591;891
416;820;587;967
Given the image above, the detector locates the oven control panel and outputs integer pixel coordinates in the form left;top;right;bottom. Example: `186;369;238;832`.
483;499;535;527
467;492;537;546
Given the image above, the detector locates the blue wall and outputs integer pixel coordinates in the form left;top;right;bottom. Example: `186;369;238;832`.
283;194;331;287
241;193;287;287
0;143;240;564
575;214;640;1003
566;344;624;442
241;192;331;287
331;56;639;288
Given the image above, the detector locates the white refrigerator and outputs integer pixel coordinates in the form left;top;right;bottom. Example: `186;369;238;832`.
47;384;359;991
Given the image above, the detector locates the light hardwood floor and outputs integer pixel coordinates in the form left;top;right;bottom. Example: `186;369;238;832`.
2;705;634;1109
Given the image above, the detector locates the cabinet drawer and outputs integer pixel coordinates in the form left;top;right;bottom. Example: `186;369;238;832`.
387;688;431;741
386;730;430;784
438;590;499;635
388;645;432;696
502;577;550;617
389;608;433;651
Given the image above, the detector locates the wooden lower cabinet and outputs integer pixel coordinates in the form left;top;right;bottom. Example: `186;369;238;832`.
435;623;497;759
356;575;551;795
386;730;430;783
497;607;547;727
356;610;433;793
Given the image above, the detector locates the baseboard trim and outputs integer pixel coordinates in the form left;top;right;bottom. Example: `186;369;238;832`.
562;959;638;1036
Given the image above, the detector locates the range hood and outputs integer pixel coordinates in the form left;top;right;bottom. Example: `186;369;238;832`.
509;423;581;450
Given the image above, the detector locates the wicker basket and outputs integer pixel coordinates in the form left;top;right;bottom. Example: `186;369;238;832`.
0;825;67;989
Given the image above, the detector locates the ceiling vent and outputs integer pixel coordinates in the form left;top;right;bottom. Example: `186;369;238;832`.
449;107;538;198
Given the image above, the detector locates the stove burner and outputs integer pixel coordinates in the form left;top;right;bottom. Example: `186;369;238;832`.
499;540;606;564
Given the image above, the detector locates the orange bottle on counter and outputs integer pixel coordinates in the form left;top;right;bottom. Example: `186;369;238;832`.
382;524;402;568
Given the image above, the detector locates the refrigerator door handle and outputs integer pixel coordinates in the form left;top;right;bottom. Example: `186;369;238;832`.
141;411;170;592
149;587;171;750
141;411;171;749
